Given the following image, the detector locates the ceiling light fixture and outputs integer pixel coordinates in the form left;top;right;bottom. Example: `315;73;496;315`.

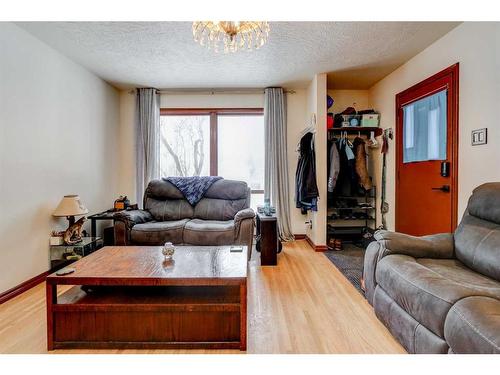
192;21;270;53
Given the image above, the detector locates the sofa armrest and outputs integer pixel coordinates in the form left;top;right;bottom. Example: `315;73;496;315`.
363;230;454;305
374;229;454;260
234;208;255;224
363;240;382;305
113;209;154;229
234;208;255;261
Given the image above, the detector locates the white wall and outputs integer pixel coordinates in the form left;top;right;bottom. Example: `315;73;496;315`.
0;23;120;293
286;89;310;235
117;90;310;235
327;89;370;114
118;91;137;201
369;22;500;230
160;93;264;109
305;74;327;246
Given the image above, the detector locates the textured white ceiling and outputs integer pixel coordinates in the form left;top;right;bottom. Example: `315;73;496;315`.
16;22;459;90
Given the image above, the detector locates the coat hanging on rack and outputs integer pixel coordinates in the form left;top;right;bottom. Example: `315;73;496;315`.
295;131;318;214
353;137;373;190
328;138;340;192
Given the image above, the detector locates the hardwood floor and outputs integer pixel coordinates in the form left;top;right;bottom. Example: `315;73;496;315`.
0;240;405;354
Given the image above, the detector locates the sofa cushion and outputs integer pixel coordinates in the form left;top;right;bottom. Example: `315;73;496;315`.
444;296;500;354
144;179;185;200
183;219;235;246
454;212;500;282
373;286;449;354
376;254;500;338
145;197;194;221
142;179;250;222
130;219;189;245
145;178;249;201
453;183;500;282
204;179;249;201
467;182;500;225
194;198;247;221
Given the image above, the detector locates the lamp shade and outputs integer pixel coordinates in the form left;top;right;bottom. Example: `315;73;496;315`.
53;195;88;217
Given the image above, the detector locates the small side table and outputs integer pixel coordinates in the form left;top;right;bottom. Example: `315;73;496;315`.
88;210;118;239
256;212;281;266
88;206;137;244
49;237;103;270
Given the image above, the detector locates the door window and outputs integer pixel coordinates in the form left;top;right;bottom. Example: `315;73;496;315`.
402;90;447;163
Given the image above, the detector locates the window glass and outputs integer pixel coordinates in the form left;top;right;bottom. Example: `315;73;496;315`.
403;90;447;163
250;192;264;212
217;115;265;192
159;115;211;177
159;112;265;210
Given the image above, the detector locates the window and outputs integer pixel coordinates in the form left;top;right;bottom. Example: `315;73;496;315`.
160;109;264;210
160;115;211;177
402;90;447;163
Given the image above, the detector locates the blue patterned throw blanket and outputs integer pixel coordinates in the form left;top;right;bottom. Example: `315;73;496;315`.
164;176;222;205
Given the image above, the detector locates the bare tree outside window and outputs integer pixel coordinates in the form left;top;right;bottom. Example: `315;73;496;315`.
160;115;210;177
159;112;264;211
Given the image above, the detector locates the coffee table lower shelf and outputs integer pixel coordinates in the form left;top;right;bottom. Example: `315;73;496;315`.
47;284;247;351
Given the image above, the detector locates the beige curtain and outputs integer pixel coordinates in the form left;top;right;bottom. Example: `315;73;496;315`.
136;88;160;206
264;88;294;241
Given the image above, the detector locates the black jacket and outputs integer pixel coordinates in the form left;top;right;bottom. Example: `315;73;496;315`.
295;132;319;213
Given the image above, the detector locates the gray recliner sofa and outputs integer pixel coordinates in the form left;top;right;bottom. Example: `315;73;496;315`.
364;182;500;354
114;179;255;259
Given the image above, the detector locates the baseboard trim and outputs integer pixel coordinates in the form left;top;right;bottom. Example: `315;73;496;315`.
0;270;49;305
302;235;328;252
293;234;307;240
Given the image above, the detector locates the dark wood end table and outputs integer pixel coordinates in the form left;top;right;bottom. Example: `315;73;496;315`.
256;212;281;266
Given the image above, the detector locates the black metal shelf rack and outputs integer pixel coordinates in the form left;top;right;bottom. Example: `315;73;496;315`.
327;187;377;245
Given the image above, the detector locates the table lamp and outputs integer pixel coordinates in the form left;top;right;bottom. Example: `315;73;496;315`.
53;195;88;230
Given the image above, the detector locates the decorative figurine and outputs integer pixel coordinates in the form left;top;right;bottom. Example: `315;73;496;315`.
63;217;87;245
162;242;175;261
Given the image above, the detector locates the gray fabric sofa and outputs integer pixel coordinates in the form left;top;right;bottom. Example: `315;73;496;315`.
364;182;500;354
114;179;255;259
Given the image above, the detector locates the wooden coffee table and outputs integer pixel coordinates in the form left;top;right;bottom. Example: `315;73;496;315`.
46;245;248;351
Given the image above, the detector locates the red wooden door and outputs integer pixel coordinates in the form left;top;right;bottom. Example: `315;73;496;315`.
395;64;459;236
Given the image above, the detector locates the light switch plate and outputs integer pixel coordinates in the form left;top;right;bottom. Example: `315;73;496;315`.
471;128;487;146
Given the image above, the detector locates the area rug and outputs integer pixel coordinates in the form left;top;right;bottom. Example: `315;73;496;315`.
324;244;365;294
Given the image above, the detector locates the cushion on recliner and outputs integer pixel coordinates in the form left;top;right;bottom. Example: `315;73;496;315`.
376;254;500;338
444;296;500;354
143;178;250;222
183;219;235;245
194;198;247;221
145;197;194;221
144;179;185;200
131;219;189;245
373;286;449;354
453;183;500;282
467;182;500;224
204;179;249;201
454;213;500;282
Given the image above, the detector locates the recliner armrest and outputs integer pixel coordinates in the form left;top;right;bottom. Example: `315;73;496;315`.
374;229;454;260
234;208;255;224
113;209;154;229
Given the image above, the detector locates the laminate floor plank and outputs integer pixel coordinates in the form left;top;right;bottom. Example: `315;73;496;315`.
0;240;404;354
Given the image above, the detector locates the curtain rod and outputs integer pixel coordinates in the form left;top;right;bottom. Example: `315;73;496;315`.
128;88;296;95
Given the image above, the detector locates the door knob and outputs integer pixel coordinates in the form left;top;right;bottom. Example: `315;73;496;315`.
431;185;450;192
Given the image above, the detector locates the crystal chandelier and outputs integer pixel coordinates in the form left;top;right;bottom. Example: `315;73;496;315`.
192;21;270;53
